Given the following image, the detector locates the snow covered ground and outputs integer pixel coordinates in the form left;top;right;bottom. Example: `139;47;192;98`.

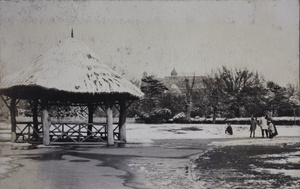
126;123;300;182
0;122;299;188
126;123;300;143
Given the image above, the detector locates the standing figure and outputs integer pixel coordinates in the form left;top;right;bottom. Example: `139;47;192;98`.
268;118;278;139
225;122;233;135
258;116;269;138
250;117;257;137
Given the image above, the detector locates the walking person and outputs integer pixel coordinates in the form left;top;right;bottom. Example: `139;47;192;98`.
258;116;269;138
250;117;257;137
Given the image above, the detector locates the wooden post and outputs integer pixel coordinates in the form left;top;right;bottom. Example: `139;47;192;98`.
105;100;114;146
87;103;93;137
10;98;17;142
32;99;39;140
118;100;127;142
41;100;50;145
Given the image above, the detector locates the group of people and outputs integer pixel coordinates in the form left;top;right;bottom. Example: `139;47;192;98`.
250;116;278;139
225;116;278;139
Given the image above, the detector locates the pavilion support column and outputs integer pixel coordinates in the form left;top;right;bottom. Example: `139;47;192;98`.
32;99;39;140
105;100;114;146
41;100;50;146
10;98;17;142
87;103;94;137
118;100;127;142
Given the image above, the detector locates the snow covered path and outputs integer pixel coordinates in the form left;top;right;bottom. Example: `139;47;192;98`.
0;123;299;189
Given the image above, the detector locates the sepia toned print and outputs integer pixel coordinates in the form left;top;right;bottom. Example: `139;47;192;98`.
0;0;299;188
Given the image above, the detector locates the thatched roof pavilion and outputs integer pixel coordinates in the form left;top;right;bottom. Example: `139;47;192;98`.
0;38;143;101
0;37;143;145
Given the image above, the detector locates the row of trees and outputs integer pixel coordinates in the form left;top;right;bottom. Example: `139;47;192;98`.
131;66;299;123
0;64;298;124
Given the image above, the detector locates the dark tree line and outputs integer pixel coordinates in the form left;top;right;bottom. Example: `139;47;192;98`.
132;66;299;123
201;67;299;121
1;62;297;123
203;66;267;120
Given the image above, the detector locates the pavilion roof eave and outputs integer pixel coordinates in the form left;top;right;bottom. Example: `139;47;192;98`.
0;85;141;103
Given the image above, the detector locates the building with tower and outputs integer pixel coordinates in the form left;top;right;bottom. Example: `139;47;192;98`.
142;68;204;95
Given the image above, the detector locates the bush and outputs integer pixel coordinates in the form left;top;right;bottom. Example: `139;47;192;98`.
136;108;172;123
173;112;189;123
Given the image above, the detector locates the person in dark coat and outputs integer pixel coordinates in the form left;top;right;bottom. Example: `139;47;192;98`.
225;122;233;135
250;117;257;137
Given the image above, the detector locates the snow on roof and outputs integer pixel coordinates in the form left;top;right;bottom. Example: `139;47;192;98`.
169;84;182;94
0;38;144;100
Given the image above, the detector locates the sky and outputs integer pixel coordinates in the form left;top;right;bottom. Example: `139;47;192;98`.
0;0;299;87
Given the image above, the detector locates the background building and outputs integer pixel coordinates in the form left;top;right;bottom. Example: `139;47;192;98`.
143;68;204;95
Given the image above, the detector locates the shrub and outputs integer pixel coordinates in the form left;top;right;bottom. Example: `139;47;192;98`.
136;108;172;123
173;112;189;123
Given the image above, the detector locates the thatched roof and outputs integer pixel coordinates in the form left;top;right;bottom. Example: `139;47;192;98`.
0;38;143;102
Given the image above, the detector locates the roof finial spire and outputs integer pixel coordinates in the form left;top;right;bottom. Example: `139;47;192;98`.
71;28;74;38
171;67;177;77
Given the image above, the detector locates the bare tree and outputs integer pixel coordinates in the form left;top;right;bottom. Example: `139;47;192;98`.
287;84;299;125
205;66;266;118
184;74;195;120
202;75;221;123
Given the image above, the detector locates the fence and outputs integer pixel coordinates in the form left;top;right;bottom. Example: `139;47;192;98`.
15;121;119;144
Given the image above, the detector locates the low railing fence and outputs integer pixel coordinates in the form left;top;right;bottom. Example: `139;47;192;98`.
15;122;43;143
15;121;119;144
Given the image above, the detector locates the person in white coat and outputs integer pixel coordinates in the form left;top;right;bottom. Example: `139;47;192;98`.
267;118;278;139
258;116;269;138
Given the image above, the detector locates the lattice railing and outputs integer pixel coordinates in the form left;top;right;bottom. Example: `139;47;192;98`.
15;122;43;143
49;122;119;144
14;122;119;144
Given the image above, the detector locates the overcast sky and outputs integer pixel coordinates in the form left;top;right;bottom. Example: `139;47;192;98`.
0;0;298;86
